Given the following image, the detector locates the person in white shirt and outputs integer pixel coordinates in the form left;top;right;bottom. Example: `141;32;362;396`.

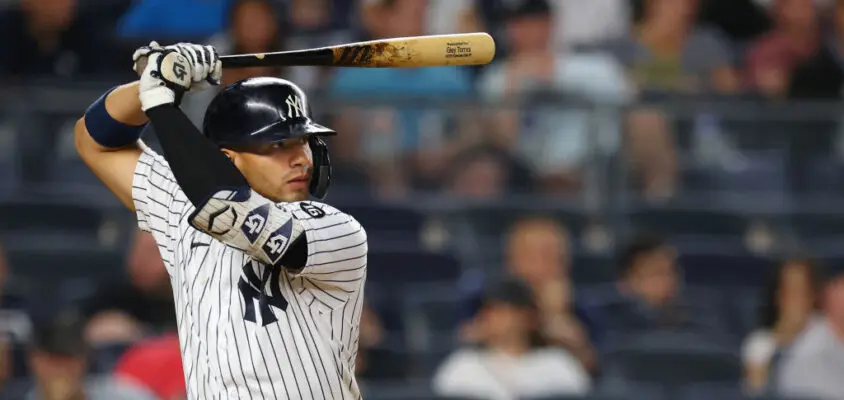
478;0;631;195
776;264;844;400
741;258;821;394
433;276;590;400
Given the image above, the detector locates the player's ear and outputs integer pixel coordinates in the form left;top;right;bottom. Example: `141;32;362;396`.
220;148;236;162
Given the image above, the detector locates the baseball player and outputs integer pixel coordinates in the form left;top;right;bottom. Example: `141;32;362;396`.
74;42;368;399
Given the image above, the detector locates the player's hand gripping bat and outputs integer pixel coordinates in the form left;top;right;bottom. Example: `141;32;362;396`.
219;32;496;69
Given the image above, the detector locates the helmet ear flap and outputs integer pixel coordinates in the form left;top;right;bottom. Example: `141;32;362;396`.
308;136;332;200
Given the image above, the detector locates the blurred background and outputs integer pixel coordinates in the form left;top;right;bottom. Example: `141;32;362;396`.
2;0;844;399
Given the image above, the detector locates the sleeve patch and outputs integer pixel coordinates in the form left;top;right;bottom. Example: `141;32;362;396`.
300;202;326;218
262;218;294;264
242;204;271;244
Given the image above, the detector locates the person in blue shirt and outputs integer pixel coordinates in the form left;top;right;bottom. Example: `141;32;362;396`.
327;0;475;196
117;0;229;39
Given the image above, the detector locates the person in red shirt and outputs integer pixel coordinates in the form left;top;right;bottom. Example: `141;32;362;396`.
113;333;186;400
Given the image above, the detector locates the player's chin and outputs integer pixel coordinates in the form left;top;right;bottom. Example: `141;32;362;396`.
276;187;309;203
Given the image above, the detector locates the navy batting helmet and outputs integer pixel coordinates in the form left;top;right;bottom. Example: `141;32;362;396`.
203;77;335;199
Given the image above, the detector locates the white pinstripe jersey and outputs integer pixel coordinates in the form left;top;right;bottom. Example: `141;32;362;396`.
132;146;367;400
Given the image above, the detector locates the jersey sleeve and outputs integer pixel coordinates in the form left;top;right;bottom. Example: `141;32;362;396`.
294;202;368;296
132;145;192;236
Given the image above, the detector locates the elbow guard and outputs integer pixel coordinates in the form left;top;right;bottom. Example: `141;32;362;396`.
188;188;305;266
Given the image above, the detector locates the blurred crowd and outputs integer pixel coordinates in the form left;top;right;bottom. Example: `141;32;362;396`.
3;0;844;399
3;223;844;399
4;0;844;201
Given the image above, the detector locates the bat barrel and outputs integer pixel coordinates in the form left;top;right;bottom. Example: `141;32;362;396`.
330;32;496;68
219;33;496;69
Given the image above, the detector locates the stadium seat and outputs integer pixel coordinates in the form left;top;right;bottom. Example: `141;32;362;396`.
409;341;454;379
9;343;30;379
626;206;751;237
0;378;33;399
459;203;591;240
47;158;103;187
701;152;788;196
0;121;20;198
570;252;616;285
5;242;127;293
401;285;465;334
787;209;844;241
724;287;762;339
803;157;844;194
339;204;433;250
525;395;629;400
601;330;742;395
45;116;103;187
367;250;461;284
360;381;477;400
679;383;744;400
90;341;133;373
679;250;776;287
342;204;427;234
0;200;111;234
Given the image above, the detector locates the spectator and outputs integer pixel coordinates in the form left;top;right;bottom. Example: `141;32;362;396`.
554;0;631;51
743;0;837;193
743;258;822;394
745;0;821;99
624;108;679;202
0;241;37;395
427;0;478;35
329;0;474;198
216;0;287;87
479;0;631;196
503;216;596;371
182;0;287;125
787;0;844;99
83;231;175;345
611;0;740;94
446;146;535;198
285;0;354;93
355;304;407;381
25;309;156;400
116;0;227;39
433;276;590;400
598;234;724;335
0;0;129;79
776;263;844;400
113;332;185;400
461;0;630;54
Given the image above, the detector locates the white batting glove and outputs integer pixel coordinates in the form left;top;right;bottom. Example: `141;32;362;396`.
136;47;192;111
133;41;222;91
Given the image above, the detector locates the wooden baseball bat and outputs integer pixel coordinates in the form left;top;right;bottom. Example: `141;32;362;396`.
220;32;496;69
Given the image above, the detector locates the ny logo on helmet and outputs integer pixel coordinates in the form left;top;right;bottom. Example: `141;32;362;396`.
286;95;305;119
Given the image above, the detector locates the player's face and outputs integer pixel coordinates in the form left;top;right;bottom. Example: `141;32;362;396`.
223;137;313;203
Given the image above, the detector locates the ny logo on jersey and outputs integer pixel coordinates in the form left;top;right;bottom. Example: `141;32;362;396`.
285;94;305;118
241;204;270;244
238;261;288;326
261;218;293;264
